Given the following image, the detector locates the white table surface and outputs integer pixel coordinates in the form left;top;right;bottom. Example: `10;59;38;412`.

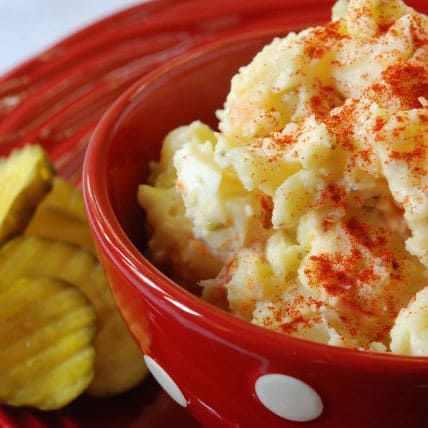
0;0;146;75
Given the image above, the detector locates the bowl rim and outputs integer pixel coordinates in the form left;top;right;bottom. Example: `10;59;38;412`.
83;27;428;370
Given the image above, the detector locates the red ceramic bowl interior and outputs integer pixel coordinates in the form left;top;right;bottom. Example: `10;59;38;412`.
83;29;428;428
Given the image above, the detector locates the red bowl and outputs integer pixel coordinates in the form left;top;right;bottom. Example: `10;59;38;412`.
83;29;428;428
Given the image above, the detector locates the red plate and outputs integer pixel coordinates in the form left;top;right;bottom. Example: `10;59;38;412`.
0;0;426;426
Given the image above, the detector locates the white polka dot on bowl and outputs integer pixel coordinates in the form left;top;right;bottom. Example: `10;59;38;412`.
255;374;323;422
143;355;187;407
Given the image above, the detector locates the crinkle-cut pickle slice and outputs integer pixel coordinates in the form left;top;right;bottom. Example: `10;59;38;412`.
25;177;95;251
0;236;148;396
0;145;54;245
0;277;95;410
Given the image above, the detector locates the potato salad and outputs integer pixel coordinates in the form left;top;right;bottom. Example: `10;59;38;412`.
139;0;428;354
